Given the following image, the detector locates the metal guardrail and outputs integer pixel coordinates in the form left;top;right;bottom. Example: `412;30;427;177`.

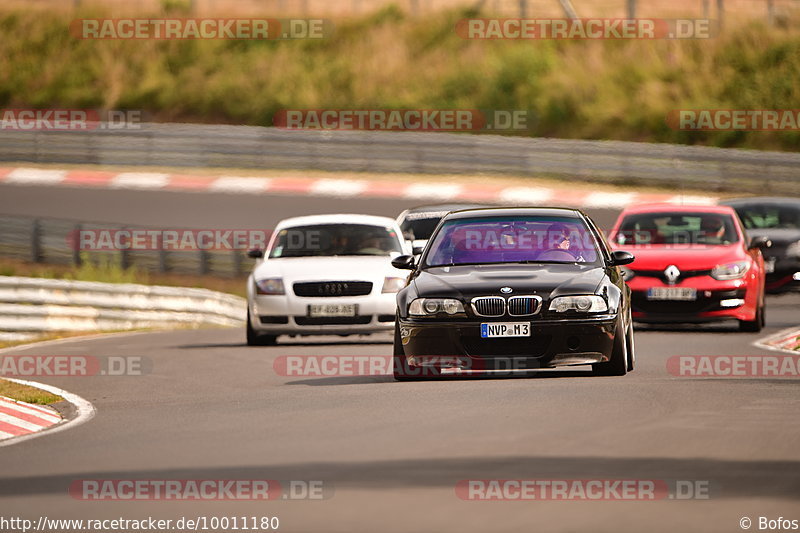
1;124;799;195
0;276;246;339
0;215;256;278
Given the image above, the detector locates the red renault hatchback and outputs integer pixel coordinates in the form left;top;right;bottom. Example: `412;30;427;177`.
609;204;769;331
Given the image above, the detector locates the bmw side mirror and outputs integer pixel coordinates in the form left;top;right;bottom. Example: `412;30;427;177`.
610;250;635;266
749;236;771;250
247;249;264;259
392;255;416;270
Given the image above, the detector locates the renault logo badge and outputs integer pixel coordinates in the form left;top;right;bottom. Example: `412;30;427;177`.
500;287;513;294
664;265;681;285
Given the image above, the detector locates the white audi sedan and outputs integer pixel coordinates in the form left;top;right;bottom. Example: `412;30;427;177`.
246;214;410;345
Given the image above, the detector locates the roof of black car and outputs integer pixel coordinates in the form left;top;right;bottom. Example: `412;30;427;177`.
720;197;800;207
443;206;584;220
405;203;487;214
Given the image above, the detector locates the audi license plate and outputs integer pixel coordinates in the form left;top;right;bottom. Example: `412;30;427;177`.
481;322;530;338
647;287;697;301
308;304;357;317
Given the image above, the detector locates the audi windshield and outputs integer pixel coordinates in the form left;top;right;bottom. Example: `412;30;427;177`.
268;224;403;258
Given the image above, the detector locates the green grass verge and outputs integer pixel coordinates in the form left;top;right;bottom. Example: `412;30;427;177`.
0;6;798;150
0;379;63;405
0;256;247;297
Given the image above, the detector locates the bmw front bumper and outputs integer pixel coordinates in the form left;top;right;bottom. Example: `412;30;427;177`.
397;315;618;370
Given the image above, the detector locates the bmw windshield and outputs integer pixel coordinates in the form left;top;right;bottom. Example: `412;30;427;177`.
423;216;602;267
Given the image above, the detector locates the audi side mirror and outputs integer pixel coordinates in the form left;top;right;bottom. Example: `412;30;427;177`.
247;249;264;259
610;250;635;266
391;255;416;270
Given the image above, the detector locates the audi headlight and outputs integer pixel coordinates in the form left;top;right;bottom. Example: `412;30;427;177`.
408;298;465;317
382;277;406;293
619;266;635;281
549;295;608;313
787;240;800;257
255;278;285;295
711;261;750;280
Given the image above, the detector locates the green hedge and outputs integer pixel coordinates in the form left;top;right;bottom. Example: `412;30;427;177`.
1;6;798;150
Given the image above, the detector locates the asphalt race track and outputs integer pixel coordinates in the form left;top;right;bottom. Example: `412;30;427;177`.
0;182;798;533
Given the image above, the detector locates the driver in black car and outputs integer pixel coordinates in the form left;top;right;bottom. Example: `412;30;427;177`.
543;222;586;262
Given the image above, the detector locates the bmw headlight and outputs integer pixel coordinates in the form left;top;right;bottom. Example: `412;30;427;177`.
255;278;285;295
710;261;750;280
549;295;608;313
382;277;406;293
408;298;465;317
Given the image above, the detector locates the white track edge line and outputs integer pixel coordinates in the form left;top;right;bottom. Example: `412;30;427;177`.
752;326;800;355
0;330;156;355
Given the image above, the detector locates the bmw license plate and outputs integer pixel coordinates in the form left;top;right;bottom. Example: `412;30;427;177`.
308;304;357;317
647;287;697;301
481;322;530;338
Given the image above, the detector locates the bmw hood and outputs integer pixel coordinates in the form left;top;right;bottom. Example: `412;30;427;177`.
412;263;606;301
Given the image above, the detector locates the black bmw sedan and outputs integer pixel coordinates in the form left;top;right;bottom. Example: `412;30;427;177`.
390;207;636;380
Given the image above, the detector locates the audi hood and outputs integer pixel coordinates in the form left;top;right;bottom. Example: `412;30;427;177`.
252;255;408;286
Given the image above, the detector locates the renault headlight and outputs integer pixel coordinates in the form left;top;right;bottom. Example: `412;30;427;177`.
408;298;465;317
549;295;608;313
255;278;285;295
710;261;750;280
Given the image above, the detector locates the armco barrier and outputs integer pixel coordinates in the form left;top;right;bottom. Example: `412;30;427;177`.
1;124;798;194
0;215;252;278
0;276;246;338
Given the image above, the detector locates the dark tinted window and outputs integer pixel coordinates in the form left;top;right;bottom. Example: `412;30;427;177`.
400;217;443;241
733;205;800;230
614;213;739;246
424;216;600;266
269;224;402;258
